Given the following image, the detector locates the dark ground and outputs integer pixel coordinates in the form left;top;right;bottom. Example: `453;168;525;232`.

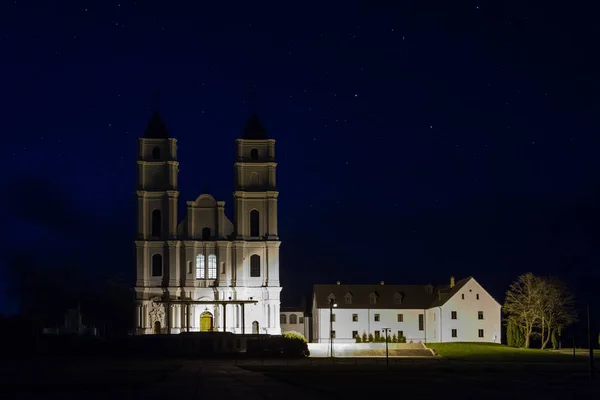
1;357;598;399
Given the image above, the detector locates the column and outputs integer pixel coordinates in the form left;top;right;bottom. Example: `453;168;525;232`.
241;303;245;334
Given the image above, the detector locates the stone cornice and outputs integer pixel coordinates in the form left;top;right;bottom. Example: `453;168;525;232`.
137;160;179;166
138;138;178;143
136;190;179;198
235;138;276;144
233;190;278;198
234;162;277;167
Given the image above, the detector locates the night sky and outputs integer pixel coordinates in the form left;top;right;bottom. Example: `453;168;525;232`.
1;1;598;315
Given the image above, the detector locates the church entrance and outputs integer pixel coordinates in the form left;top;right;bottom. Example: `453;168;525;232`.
200;311;213;332
252;321;259;334
153;321;161;334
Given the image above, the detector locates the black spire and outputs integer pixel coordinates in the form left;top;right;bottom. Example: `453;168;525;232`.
144;111;169;139
243;112;267;139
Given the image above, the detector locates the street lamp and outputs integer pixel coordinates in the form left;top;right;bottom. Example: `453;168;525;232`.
329;298;337;358
382;328;392;368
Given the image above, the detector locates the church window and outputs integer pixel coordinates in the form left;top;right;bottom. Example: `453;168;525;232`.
250;172;260;186
196;254;205;280
299;316;304;323
250;148;258;160
151;209;161;237
280;314;286;324
201;227;211;240
151;254;162;276
152;147;160;160
250;210;259;237
208;254;217;279
250;254;260;277
289;314;297;324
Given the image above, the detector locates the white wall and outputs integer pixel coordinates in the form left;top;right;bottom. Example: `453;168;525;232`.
315;307;426;343
436;279;501;343
280;311;309;339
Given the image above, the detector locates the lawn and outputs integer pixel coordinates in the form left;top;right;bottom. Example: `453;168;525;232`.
427;342;580;362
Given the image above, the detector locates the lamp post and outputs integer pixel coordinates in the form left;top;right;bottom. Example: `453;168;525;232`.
329;299;337;358
382;328;391;368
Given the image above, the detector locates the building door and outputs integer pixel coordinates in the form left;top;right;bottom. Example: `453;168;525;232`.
252;321;259;334
153;321;161;334
200;311;213;332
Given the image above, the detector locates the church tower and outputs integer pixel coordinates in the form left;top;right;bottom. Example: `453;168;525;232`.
135;111;179;303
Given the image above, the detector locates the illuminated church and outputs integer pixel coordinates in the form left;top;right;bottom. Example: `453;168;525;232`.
134;112;282;335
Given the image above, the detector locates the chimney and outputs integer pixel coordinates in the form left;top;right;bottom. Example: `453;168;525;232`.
380;281;385;285
336;281;341;285
450;276;455;288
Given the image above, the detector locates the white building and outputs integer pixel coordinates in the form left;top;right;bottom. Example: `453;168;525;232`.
134;112;282;335
312;277;501;344
280;308;310;339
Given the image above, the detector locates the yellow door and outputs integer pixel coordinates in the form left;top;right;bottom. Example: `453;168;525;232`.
153;321;161;334
200;312;213;332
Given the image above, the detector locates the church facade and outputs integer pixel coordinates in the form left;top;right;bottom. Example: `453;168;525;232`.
134;112;282;335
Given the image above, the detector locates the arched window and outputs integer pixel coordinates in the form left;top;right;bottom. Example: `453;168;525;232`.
196;254;205;280
250;172;260;186
151;209;161;237
151;254;162;276
152;147;161;160
250;210;259;237
252;321;259;334
250;148;258;160
208;254;217;279
280;314;287;324
289;314;297;324
202;227;211;240
250;254;260;277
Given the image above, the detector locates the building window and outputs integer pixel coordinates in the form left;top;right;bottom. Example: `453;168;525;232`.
397;313;403;322
151;209;161;237
476;293;480;300
152;147;160;160
250;148;258;160
398;330;404;339
250;210;259;237
461;293;465;299
394;293;403;305
369;292;378;304
280;314;287;324
352;314;358;322
418;314;424;331
331;330;336;338
327;293;336;304
478;311;484;320
478;329;484;338
151;254;162;276
451;311;457;320
196;254;205;279
452;329;457;338
289;314;297;324
330;314;336;322
374;330;380;339
299;317;304;323
208;254;217;279
374;314;380;322
202;227;211;240
352;330;358;338
250;254;260;277
249;172;260;186
344;293;353;304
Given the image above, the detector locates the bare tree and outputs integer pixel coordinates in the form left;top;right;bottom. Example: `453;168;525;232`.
504;273;544;348
538;278;576;350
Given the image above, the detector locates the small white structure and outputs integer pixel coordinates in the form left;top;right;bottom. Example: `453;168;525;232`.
280;308;309;339
312;277;501;344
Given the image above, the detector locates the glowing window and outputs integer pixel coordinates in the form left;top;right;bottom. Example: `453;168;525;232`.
196;254;205;280
208;254;217;279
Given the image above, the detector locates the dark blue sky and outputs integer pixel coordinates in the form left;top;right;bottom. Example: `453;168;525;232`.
1;1;598;314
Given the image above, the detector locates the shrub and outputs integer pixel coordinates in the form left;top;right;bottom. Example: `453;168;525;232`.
355;334;362;343
368;333;374;343
399;336;406;343
362;332;368;343
392;333;398;343
386;334;391;343
281;331;309;357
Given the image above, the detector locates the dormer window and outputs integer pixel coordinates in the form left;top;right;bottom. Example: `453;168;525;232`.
393;292;403;305
327;293;336;304
344;292;353;305
369;292;378;305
